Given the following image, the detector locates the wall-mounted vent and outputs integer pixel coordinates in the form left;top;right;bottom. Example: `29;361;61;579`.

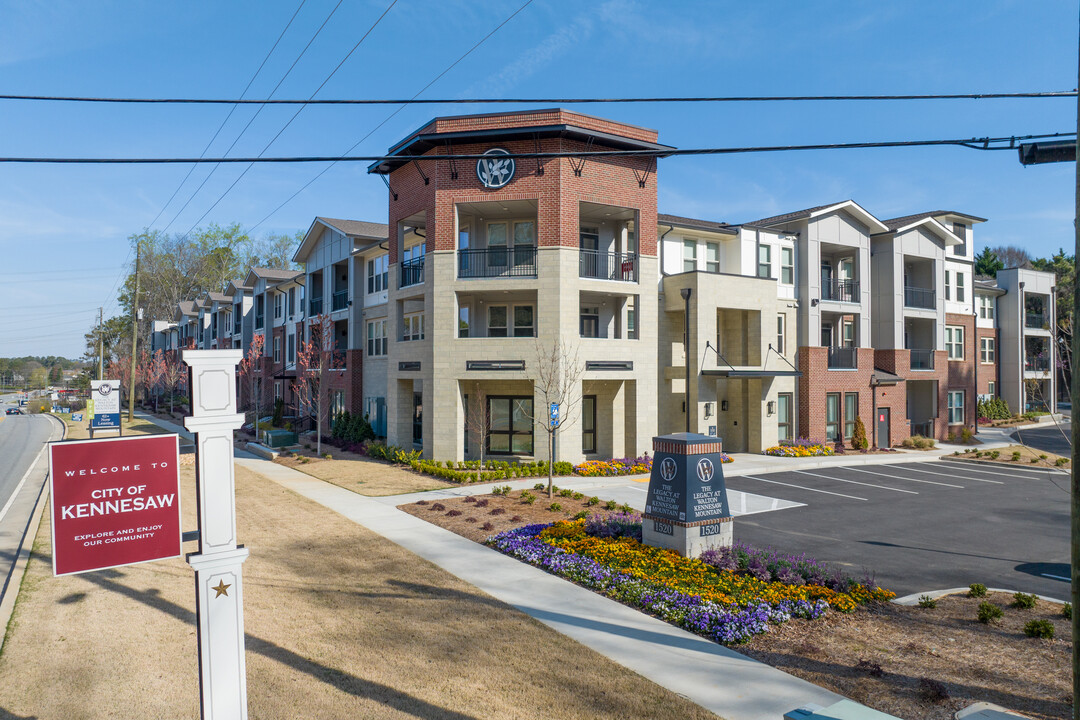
585;360;634;371
466;360;525;371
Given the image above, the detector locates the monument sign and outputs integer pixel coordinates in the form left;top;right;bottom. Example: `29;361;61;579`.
642;432;732;557
89;379;122;436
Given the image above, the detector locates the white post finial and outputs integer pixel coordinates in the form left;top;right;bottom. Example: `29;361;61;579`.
183;349;249;720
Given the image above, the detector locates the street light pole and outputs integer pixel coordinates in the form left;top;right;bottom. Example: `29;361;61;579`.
1072;12;1080;718
681;287;692;434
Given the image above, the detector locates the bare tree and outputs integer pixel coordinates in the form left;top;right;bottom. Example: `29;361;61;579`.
526;339;584;498
292;314;342;456
160;350;187;416
239;334;266;436
988;244;1032;269
465;382;490;482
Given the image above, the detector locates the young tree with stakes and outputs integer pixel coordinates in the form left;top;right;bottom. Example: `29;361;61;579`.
293;314;341;457
239;334;266;438
464;382;490;482
526;339;584;499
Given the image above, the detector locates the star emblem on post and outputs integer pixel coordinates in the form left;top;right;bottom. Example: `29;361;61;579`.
212;580;231;598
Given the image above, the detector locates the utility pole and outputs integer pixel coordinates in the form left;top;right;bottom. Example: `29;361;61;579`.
97;307;104;381
128;242;141;423
1072;19;1079;719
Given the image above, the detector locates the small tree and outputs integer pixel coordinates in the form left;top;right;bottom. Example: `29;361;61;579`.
160;351;187;415
464;383;490;482
851;416;868;450
526;340;584;498
239;334;266;436
144;349;165;410
292;314;342;456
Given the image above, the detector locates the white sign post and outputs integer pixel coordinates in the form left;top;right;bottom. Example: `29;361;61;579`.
182;349;248;720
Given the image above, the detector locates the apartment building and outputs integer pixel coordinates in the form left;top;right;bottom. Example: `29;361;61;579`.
152;108;1056;458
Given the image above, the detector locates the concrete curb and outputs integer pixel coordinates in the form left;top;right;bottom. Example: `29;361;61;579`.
893;587;1067;605
0;413;65;656
937;455;1070;474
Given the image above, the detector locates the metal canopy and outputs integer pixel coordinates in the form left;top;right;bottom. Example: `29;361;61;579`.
701;368;802;378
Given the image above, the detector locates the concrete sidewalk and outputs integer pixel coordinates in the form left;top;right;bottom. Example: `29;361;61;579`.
236;454;844;720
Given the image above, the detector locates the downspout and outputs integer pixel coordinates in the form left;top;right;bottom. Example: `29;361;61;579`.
972;309;978;436
1019;281;1026;412
660;225;675;277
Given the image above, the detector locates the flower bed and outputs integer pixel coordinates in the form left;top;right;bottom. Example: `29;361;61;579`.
573;456;652;477
763;438;834;457
488;517;892;644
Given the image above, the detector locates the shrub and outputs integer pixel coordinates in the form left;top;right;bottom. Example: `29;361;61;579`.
489;508;506;516
856;659;884;678
574;456;652;477
464;517;478;523
619;503;634;513
960;427;973;443
1013;592;1037;609
416;500;428;506
918;677;950;703
1064;602;1072;620
977;601;1003;623
571;491;584;500
587;496;600;506
446;509;462;517
476;498;489;508
510;515;523;522
1011;451;1022;462
558;488;574;498
851;417;868;450
947;432;956;443
901;435;935;449
430;503;446;512
272;398;284;427
548;503;562;512
520;491;536;505
534;483;546;491
968;583;987;598
989;450;1000;460
604;500;618;510
977;396;1012;421
481;522;494;531
1057;457;1070;466
571;510;588;520
1030;458;1039;463
464;496;477;503
1040;454;1048;460
1024;619;1055;639
492;485;511;496
918;595;937;608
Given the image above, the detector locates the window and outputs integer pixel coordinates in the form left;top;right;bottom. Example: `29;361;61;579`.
981;337;996;363
580;306;600;338
234;303;242;334
288;288;296;318
463;394;469;454
274;380;282;401
488;222;508;266
952;223;967;255
956;271;965;302
780;246;794;284
224;311;231;336
331;390;346;421
776;315;785;354
844;392;858;440
944;271;951;301
458;305;470;338
513;221;535;265
413;392;423;444
488;306;508;337
459;225;470;249
403;313;425;341
273;336;281;363
255;296;265;329
682;239;696;272
627;307;636;340
979;295;995;320
367;255;389;294
582;395;596;454
513;306;534;337
825;393;841;441
987;381;996;396
705;242;720;273
757;244;771;278
946;325;964;360
366;320;387;356
488;397;533;455
211;314;218;339
403;242;426;264
948;390;964;425
274;292;282;319
777;393;793;442
580;227;599;251
287;333;295;364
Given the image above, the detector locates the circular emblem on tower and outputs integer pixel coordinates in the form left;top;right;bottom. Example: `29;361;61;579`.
696;457;714;483
476;148;515;189
659;457;677;483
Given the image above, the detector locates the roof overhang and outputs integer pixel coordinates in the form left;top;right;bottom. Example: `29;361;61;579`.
659;218;738;236
884;216;962;246
934;210;987;225
809;200;890;234
368;123;675;175
701;368;802;378
870;369;905;386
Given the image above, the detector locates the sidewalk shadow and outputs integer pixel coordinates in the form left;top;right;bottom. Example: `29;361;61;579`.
0;708;37;719
38;555;481;720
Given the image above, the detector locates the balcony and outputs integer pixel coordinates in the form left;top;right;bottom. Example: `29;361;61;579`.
459;246;537;279
1025;312;1047;329
579;250;638;282
401;256;425;288
827;346;858;369
332;289;348;312
909;348;935;370
1025;354;1050;372
904;286;935;310
309;296;323;316
822;278;859;303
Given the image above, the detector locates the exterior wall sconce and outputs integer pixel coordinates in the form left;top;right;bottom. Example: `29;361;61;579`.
811;298;819;307
767;400;776;416
721;400;729;412
704;402;713;417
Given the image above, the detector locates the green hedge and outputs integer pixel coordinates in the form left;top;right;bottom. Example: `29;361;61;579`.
363;441;573;484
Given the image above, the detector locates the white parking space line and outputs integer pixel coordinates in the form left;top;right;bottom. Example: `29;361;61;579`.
793;469;918;494
1042;573;1071;582
895;464;1005;484
925;461;1067;479
738;475;868;501
844;466;964;488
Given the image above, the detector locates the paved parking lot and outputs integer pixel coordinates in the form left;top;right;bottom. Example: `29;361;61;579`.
721;460;1070;598
1012;422;1072;457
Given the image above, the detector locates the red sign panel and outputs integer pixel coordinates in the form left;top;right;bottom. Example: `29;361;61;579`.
50;434;182;576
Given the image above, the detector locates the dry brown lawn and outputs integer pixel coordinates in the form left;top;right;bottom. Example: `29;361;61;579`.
269;444;458;496
59;414;169;441
948;444;1070;471
406;490;1072;720
0;463;720;720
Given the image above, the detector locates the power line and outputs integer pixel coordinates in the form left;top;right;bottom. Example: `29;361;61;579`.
0;131;1071;164
146;0;310;231
2;91;1075;105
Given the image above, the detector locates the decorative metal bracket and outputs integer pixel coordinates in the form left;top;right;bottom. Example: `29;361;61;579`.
379;173;397;201
633;157;656;188
533;133;545;176
444;140;458;180
569;137;593;177
412;159;430;185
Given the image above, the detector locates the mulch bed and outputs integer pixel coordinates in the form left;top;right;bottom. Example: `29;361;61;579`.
400;487;1072;720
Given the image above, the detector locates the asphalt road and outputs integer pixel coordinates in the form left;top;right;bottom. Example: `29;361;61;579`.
1011;421;1072;457
720;460;1070;599
0;402;59;606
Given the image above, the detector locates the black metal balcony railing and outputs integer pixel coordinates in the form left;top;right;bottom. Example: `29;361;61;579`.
1025;354;1050;372
911;420;934;438
458;246;537;279
827;346;858;369
401;256;425;287
909;348;935;370
579;250;638;282
309;296;323;316
1025;312;1047;329
332;289;348;312
904;286;935;309
822;278;859;303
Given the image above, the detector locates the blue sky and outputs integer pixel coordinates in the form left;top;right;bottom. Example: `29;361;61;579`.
0;0;1076;359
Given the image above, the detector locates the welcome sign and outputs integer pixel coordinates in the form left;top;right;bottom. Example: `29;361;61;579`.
50;434;182;576
89;379;121;430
